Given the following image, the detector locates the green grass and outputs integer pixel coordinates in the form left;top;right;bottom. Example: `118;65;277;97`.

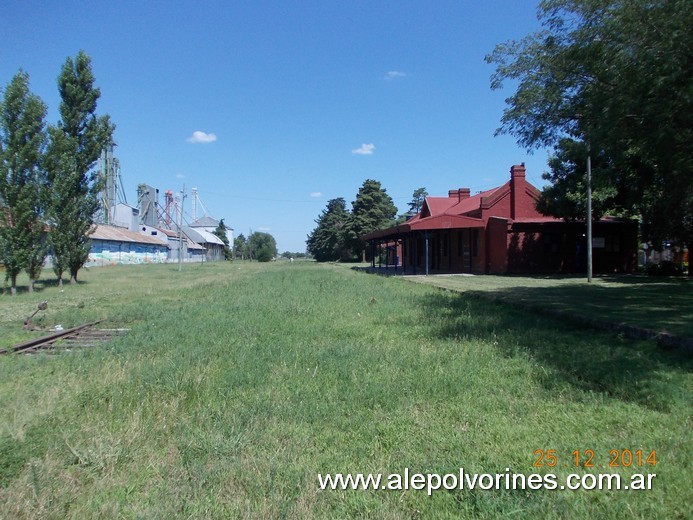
0;262;691;518
405;273;693;339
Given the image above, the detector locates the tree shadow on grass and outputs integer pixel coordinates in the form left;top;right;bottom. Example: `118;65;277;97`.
494;277;692;339
1;277;90;296
416;290;692;412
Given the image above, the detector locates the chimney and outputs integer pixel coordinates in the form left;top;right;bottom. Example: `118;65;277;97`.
449;188;471;201
510;163;526;219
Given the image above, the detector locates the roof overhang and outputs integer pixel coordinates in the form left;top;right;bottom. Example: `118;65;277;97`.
363;214;484;241
90;225;169;247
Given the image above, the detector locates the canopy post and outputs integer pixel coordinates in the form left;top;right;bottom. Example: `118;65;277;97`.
425;231;430;276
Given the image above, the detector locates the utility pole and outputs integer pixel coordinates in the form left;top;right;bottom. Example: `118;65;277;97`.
178;185;187;272
587;155;593;283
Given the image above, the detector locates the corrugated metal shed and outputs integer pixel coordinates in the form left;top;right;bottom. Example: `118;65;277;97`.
189;215;220;228
155;227;206;250
157;228;179;238
91;225;169;247
183;227;225;246
186;238;206;250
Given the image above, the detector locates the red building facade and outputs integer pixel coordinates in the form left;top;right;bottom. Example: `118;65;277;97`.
363;164;638;275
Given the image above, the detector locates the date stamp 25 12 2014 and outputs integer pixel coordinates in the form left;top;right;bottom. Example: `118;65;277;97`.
533;449;658;469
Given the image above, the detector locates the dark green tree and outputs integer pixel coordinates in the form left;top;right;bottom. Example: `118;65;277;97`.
487;0;693;273
46;51;114;285
248;231;277;262
212;218;231;260
306;197;352;261
395;187;429;223
0;71;48;295
233;233;248;260
408;187;428;215
346;180;397;261
536;138;624;220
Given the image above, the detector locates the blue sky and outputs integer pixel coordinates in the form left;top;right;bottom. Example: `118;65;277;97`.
1;1;550;253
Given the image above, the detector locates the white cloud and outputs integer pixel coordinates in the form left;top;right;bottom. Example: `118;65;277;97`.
257;226;271;232
176;173;186;179
310;192;322;198
186;131;217;144
385;70;406;80
352;143;375;155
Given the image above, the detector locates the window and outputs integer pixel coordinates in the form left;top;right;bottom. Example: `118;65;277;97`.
543;233;560;253
605;235;620;252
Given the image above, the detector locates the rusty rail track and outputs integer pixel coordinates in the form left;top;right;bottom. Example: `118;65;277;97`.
0;321;129;355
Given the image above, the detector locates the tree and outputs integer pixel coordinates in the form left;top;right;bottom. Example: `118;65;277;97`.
0;71;48;295
487;0;693;272
535;138;623;221
395;187;429;223
46;51;114;285
408;187;428;215
248;231;277;262
281;251;307;259
346;180;397;261
212;218;231;260
306;197;352;261
233;233;248;260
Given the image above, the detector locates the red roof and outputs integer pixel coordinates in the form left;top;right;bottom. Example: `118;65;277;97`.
408;214;484;231
420;185;507;219
363;213;484;241
511;217;563;223
363;166;546;241
421;197;458;217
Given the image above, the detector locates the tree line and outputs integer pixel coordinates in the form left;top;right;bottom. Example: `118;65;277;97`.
0;51;113;294
306;180;426;262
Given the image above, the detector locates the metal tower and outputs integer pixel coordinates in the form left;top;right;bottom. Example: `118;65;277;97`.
160;190;175;229
98;144;127;224
137;184;159;227
191;187;198;220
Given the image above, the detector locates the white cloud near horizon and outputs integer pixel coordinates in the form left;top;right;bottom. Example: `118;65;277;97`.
187;130;217;144
385;70;406;80
176;173;186;179
352;143;375;155
310;191;322;198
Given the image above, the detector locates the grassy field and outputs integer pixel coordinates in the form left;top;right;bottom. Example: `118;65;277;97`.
405;273;693;339
0;262;691;518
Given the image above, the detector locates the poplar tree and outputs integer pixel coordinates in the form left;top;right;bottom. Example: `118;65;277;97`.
46;51;114;285
0;71;48;295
